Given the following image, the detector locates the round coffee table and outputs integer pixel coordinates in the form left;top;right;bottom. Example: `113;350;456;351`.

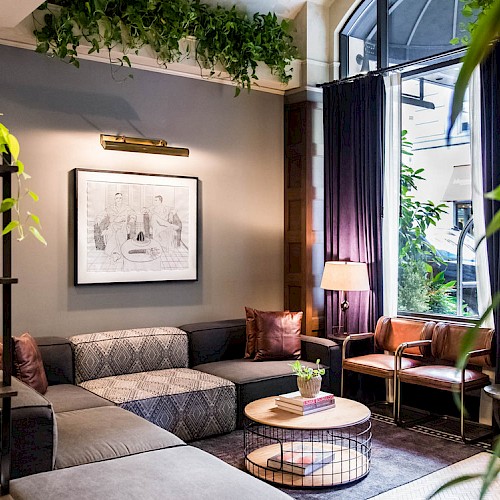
244;396;371;488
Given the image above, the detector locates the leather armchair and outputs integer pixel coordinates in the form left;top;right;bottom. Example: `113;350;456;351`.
341;316;435;420
396;322;494;441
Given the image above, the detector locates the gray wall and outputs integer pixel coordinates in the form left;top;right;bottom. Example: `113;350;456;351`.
0;45;284;337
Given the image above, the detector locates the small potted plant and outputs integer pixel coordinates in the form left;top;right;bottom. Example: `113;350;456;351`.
289;359;325;399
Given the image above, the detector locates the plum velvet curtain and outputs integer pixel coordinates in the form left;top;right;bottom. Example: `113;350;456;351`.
480;42;500;381
323;74;384;336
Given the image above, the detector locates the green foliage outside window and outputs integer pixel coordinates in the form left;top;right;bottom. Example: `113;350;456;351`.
398;131;457;315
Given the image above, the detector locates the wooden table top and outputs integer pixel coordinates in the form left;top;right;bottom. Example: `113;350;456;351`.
244;396;371;430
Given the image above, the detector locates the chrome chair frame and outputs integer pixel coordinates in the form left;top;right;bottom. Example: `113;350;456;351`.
396;340;491;442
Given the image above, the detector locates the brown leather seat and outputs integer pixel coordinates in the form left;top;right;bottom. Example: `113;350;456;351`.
396;322;494;441
341;316;435;420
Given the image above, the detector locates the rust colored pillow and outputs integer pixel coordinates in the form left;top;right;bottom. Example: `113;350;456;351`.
13;333;48;394
253;309;303;361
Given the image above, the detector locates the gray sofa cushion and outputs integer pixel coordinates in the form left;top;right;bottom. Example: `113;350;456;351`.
44;384;114;413
70;327;189;383
11;446;292;500
55;406;185;469
80;368;237;441
194;359;327;428
194;358;320;384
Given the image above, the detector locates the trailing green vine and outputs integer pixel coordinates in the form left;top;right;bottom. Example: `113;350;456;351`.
33;0;298;95
0;120;46;245
450;0;496;46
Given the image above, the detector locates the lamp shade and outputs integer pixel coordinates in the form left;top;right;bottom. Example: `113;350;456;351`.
320;261;370;291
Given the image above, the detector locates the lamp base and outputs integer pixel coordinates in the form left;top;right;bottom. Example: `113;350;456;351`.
328;326;346;341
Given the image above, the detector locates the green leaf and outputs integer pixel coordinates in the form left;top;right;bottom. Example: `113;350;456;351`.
28;191;39;202
480;451;500;499
2;220;19;236
6;133;20;161
486;209;500;238
456;294;500;372
0;198;15;212
29;226;47;246
16;160;25;176
29;213;41;225
428;474;483;498
485;184;500;201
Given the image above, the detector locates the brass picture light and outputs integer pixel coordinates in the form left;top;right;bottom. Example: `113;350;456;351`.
100;135;189;157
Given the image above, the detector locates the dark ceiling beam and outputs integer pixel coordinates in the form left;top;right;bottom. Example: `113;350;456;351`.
377;0;388;69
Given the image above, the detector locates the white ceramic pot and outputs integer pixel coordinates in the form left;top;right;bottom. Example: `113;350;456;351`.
297;375;322;399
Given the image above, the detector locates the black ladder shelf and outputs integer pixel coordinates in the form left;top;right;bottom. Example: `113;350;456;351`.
0;155;19;496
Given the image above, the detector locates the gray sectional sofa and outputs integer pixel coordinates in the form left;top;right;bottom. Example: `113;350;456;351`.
6;319;341;499
181;319;341;426
70;326;236;442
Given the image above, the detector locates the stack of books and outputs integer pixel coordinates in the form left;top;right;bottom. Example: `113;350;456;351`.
267;442;335;475
275;391;335;415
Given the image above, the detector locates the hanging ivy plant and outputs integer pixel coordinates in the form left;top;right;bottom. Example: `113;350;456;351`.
33;0;299;95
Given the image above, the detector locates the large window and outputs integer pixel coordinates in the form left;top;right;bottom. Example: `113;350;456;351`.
338;0;486;320
340;0;470;78
398;63;478;318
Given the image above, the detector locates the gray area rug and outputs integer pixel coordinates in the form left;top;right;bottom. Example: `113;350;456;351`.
191;415;486;499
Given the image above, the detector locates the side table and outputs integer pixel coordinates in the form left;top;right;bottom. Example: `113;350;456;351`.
484;384;500;431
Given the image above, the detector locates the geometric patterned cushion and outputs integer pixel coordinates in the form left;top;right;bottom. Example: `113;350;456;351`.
80;368;237;441
70;327;188;383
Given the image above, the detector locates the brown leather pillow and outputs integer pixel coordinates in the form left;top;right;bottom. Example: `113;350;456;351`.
244;307;258;358
253;309;303;361
13;333;48;394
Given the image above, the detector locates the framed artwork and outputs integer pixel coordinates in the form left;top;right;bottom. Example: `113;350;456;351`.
74;168;198;285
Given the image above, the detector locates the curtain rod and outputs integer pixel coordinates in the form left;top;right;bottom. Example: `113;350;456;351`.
317;46;467;88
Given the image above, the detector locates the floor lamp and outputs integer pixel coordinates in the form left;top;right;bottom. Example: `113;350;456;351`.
320;261;370;336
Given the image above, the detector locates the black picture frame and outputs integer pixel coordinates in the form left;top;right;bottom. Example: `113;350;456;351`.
74;168;198;285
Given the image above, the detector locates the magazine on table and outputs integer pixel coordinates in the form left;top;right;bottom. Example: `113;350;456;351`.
267;443;335;475
276;399;335;415
277;391;335;408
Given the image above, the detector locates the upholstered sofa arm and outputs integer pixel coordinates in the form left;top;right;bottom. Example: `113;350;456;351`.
8;377;56;479
180;319;247;367
36;337;75;386
300;335;341;395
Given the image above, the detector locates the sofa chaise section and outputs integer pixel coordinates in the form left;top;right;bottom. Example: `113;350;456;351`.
54;405;185;469
70;327;237;441
10;446;292;500
180;319;341;427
